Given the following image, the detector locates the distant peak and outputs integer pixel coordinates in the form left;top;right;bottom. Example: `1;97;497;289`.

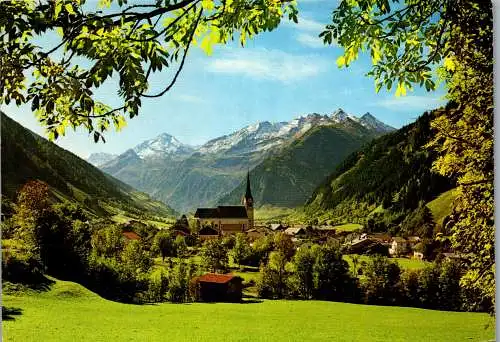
158;132;174;139
358;113;395;132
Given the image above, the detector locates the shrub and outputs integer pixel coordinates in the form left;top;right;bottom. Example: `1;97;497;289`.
2;250;44;285
200;239;228;273
166;261;198;303
231;233;252;267
144;268;169;303
360;256;401;305
86;253;146;302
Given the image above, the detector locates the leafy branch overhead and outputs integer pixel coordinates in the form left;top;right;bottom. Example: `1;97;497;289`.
0;0;298;142
323;0;493;312
320;0;454;96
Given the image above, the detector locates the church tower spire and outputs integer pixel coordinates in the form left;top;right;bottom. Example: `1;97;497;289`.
245;171;253;203
243;171;254;230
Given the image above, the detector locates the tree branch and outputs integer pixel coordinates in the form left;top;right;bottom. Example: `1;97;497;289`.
140;8;203;98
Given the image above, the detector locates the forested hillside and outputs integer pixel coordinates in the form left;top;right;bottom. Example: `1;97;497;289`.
219;120;379;207
1;112;176;218
305;110;454;233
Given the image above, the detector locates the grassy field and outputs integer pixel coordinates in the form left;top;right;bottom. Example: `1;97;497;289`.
331;223;363;232
3;278;494;342
254;206;296;222
344;254;430;271
426;188;457;227
111;213;173;228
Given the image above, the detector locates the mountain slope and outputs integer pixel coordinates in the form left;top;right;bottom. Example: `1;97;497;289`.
1;112;176;218
101;109;394;212
305;110;454;229
218;119;380;207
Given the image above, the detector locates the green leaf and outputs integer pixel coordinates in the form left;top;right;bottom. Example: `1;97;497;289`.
65;3;75;15
54;3;62;19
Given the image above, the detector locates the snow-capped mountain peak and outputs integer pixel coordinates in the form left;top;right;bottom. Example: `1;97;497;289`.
359;112;395;133
133;133;194;159
331;108;359;123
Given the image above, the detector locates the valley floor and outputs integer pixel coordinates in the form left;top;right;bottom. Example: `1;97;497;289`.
2;279;495;342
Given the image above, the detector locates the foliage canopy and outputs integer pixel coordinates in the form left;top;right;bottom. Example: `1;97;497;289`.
1;0;297;141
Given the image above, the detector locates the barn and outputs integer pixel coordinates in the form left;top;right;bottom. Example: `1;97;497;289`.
193;273;243;302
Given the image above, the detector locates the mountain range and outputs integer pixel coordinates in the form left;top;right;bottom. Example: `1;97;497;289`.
93;109;394;212
1;112;176;219
304;110;454;230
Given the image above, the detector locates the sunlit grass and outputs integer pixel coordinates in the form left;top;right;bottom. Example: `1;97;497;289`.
3;278;494;342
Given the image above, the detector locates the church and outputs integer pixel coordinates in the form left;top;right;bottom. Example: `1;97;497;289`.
194;173;254;235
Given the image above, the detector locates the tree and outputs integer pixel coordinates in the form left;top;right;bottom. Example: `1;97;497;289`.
360;256;401;305
1;0;297;141
200;238;228;273
174;235;188;257
291;244;318;299
273;232;294;260
313;243;353;301
400;204;436;238
231;233;251;268
91;224;124;258
152;230;176;261
324;0;493;310
121;239;152;274
257;251;288;299
12;180;51;259
351;254;360;276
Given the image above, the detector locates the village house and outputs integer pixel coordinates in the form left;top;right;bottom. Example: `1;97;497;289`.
246;227;267;241
284;226;307;237
122;231;141;241
389;237;408;256
269;223;286;232
194;173;254;235
192;273;243;302
198;226;219;241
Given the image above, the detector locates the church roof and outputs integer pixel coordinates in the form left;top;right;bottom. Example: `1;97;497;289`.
194;208;219;219
194;206;248;219
217;206;248;218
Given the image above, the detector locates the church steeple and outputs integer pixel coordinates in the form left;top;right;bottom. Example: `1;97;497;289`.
243;171;254;230
244;171;253;205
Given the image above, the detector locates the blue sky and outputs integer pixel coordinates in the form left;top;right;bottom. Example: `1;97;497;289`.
2;0;447;158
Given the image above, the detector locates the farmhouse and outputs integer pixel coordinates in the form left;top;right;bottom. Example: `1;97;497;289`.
389;237;408;256
285;226;307;237
270;223;286;232
194;173;254;235
193;273;243;302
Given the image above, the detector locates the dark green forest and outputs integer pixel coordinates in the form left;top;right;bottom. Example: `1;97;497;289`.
1;112;176;219
306;110;454;232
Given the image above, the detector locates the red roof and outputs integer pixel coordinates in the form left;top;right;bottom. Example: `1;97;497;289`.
198;273;236;284
122;231;141;240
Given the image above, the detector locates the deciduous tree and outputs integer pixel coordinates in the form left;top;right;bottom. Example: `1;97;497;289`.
324;0;493;310
1;0;297;141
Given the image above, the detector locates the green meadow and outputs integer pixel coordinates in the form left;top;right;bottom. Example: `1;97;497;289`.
3;279;494;342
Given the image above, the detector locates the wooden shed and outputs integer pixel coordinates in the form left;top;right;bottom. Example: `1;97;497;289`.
193;273;243;302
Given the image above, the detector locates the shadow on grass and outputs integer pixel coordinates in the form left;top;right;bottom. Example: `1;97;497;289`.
240;298;263;304
2;307;23;321
3;275;55;294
